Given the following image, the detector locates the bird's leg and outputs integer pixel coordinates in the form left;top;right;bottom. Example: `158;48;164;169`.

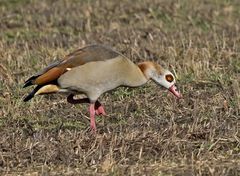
89;103;96;132
67;94;106;116
95;106;106;116
95;101;106;116
67;94;98;132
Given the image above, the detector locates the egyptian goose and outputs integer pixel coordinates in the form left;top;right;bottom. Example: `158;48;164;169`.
23;45;182;131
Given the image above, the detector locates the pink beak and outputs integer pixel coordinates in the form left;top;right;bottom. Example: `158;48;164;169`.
168;85;182;99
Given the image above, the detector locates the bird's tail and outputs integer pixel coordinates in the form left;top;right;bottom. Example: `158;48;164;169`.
23;84;60;102
23;85;42;102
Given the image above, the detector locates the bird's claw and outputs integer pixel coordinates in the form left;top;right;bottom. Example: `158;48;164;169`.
90;120;97;133
95;105;106;116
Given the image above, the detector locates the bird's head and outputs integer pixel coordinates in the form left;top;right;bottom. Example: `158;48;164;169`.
138;61;182;99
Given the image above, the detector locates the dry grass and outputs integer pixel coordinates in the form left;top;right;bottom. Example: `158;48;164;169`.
0;0;240;175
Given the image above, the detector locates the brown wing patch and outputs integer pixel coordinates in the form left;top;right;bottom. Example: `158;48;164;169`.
27;45;120;86
34;67;67;85
61;54;86;67
62;45;119;65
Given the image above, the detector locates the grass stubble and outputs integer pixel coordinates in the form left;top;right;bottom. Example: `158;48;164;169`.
0;0;239;175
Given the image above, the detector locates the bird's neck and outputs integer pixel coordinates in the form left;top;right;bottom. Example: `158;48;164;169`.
138;61;155;80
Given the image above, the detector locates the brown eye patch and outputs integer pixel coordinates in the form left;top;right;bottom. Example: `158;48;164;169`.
166;74;174;82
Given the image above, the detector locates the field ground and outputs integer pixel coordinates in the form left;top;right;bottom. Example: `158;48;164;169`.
0;0;240;175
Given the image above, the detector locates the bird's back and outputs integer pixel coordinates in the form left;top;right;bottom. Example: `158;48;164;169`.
58;56;147;100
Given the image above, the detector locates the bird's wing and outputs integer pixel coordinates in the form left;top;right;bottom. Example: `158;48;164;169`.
23;45;121;87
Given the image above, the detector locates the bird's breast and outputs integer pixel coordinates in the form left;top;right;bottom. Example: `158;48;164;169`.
57;56;147;95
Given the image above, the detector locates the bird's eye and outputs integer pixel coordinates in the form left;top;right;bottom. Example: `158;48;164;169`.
165;74;174;82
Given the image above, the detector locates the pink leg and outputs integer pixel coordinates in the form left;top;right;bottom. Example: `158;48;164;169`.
67;94;106;115
89;103;96;132
95;105;106;116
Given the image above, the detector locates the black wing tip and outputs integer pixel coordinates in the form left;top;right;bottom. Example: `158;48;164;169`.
23;85;42;102
23;93;34;102
23;81;33;88
23;76;38;88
